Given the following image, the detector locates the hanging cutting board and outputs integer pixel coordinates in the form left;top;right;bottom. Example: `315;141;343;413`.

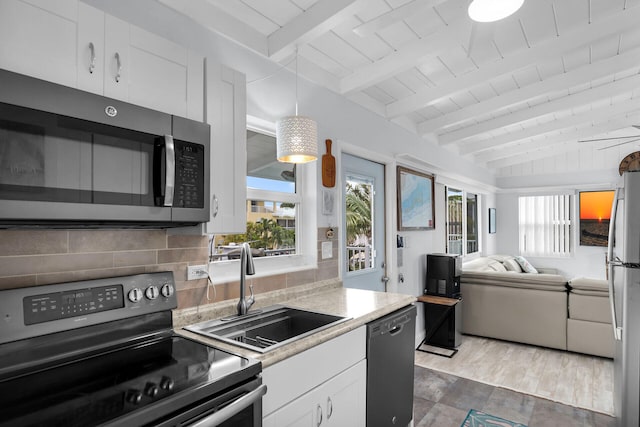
322;139;336;188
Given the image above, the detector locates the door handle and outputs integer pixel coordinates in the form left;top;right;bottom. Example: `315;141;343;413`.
163;135;175;207
381;276;390;284
189;384;266;427
316;404;323;426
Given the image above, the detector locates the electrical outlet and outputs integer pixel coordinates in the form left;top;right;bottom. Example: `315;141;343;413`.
187;264;208;280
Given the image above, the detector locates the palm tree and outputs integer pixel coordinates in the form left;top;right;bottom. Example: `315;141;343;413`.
345;182;372;244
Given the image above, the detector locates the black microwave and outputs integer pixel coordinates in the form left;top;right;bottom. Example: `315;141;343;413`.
0;69;210;227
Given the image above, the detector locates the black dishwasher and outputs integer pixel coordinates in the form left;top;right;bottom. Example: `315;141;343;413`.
366;304;416;426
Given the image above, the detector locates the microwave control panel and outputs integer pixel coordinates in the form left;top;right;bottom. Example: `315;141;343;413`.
174;140;205;209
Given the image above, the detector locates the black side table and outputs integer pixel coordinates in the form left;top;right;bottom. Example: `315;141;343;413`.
417;295;462;357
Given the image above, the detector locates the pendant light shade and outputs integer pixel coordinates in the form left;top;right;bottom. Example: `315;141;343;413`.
468;0;524;22
276;115;318;163
276;48;318;164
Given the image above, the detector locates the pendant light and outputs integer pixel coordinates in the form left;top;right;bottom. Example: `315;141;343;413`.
468;0;524;23
276;49;318;164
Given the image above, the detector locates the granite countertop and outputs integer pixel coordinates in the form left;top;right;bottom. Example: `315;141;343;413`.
174;279;417;367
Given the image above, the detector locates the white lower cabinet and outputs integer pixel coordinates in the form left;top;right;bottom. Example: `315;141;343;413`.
262;326;366;427
263;360;366;427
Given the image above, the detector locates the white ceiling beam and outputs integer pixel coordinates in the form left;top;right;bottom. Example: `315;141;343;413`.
386;5;640;118
352;0;448;37
268;0;362;62
474;102;640;163
339;14;468;94
460;96;640;156
485;115;640;169
157;0;267;56
419;48;640;136
438;73;640;145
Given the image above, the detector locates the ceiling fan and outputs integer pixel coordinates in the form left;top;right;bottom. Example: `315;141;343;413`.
578;125;640;150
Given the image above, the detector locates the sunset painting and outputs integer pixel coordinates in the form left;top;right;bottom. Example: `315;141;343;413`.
579;191;615;246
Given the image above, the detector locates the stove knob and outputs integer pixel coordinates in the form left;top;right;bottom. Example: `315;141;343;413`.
160;376;175;392
126;389;142;405
144;382;159;398
128;288;143;303
161;283;175;298
145;285;159;300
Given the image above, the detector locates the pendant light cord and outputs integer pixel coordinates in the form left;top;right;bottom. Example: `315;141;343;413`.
295;46;299;116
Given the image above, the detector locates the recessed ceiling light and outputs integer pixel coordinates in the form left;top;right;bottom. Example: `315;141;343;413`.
468;0;525;23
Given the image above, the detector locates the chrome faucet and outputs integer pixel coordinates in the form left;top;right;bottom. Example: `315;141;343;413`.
237;242;256;316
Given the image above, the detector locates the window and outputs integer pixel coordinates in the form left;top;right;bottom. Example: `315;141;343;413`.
446;187;479;256
211;127;316;271
518;194;572;257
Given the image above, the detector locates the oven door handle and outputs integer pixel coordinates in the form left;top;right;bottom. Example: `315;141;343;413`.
189;384;267;427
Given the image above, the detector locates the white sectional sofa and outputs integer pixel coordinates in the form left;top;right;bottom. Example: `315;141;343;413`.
459;255;614;358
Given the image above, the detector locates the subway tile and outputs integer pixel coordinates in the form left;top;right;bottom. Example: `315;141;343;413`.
146;263;188;282
68;229;166;253
36;266;146;286
174;277;208;291
0;230;68;256
250;274;287;294
114;251;157;267
0;253;114;277
286;269;317;287
157;248;208;264
167;234;208;248
176;286;208;310
317;262;339;281
0;275;37;290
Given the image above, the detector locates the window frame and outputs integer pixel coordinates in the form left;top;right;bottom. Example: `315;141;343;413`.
208;117;317;284
445;186;480;258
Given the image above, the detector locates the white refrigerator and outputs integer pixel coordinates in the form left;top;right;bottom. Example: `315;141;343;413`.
609;171;640;427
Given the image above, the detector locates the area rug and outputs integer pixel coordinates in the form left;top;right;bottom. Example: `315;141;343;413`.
461;409;527;427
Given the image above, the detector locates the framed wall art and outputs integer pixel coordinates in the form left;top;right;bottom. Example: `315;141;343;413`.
579;190;615;246
397;166;435;230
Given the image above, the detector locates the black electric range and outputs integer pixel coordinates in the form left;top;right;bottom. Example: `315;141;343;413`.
0;272;264;427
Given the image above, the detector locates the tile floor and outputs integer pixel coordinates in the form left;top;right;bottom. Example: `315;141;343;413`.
413;366;616;427
414;335;614;414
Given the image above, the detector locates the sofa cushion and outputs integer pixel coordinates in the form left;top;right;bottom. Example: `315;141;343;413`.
461;270;567;291
567;319;614;358
515;255;539;274
569;277;609;296
569;292;611;323
503;258;523;272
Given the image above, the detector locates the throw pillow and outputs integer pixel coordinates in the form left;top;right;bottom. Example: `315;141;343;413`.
515;256;538;274
503;257;523;272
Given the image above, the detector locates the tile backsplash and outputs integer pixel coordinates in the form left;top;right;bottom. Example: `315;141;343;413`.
0;227;338;309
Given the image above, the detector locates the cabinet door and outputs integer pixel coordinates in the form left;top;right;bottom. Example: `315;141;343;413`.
103;14;130;102
77;2;104;95
263;360;366;427
324;359;366;427
205;61;247;234
127;25;203;119
0;0;78;88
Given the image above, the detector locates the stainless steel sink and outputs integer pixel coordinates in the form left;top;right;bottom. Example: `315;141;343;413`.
183;305;350;353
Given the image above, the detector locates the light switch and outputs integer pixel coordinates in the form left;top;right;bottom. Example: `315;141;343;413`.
322;241;333;259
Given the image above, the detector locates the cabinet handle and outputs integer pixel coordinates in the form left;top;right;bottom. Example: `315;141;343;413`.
88;42;96;74
212;194;219;218
114;52;122;83
327;396;333;419
316;404;323;426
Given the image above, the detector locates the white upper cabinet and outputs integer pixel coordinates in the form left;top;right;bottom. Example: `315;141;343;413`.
1;0;203;121
0;0;78;88
204;61;247;234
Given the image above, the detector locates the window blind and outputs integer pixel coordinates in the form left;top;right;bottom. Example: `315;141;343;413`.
518;195;572;256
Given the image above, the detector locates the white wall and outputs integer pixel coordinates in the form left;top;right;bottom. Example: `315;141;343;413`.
496;192;609;280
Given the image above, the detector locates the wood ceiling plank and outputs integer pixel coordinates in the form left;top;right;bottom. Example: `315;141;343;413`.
386;5;640;118
420;47;640;135
436;62;640;144
267;0;361;62
352;0;447;37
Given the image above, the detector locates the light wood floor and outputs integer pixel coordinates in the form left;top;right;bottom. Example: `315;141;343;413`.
414;335;614;415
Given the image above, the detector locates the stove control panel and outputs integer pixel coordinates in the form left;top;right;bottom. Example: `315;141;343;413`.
0;272;178;344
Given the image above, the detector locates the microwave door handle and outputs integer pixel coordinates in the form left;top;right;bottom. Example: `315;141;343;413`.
188;384;267;427
164;135;175;207
607;188;623;341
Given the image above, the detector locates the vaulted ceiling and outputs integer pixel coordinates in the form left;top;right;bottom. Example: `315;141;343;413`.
159;0;640;176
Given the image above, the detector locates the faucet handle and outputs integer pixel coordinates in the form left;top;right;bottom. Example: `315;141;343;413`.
248;284;255;301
